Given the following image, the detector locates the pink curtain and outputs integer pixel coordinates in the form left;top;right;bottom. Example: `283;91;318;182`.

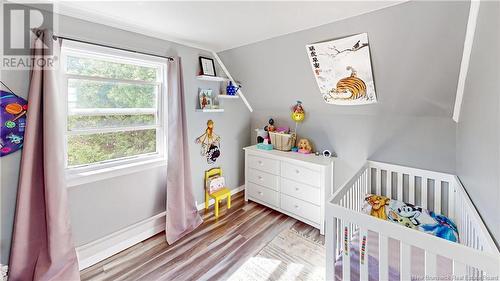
166;58;203;244
9;31;80;280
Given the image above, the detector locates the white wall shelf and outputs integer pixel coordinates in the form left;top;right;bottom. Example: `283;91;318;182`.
195;108;224;113
196;75;229;82
217;94;239;99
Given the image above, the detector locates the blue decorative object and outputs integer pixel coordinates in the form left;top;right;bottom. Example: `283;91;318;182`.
257;143;273;150
226;81;240;96
421;211;459;242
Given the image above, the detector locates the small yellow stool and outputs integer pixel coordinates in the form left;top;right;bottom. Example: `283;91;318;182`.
205;167;231;218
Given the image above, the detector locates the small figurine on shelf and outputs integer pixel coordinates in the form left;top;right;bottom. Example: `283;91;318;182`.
201;94;208;109
264;118;276;132
297;138;313;154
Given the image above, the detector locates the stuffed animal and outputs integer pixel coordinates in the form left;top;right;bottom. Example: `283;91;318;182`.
388;210;419;229
264;118;276;132
297;138;312;154
255;128;268;143
392;203;422;226
421;211;459;242
364;194;390;220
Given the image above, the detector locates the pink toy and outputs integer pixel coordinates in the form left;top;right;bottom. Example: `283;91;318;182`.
275;127;290;133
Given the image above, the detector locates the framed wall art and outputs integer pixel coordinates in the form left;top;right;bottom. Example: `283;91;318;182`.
199;56;216;76
199;89;213;109
306;33;377;105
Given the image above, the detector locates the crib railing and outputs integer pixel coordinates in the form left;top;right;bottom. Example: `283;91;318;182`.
326;161;500;281
368;161;497;254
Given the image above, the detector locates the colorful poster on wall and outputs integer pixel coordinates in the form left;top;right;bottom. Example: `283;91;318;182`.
1;89;28;157
306;33;377;105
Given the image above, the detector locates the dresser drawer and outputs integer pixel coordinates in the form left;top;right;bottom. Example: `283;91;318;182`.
248;155;280;175
280;194;321;224
281;178;320;205
281;162;321;187
247;182;279;208
248;169;279;191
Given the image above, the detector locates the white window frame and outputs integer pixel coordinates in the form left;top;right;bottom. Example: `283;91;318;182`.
60;40;168;186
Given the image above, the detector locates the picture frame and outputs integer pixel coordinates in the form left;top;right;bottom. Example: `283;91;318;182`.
306;33;377;105
199;89;213;109
199;57;216;76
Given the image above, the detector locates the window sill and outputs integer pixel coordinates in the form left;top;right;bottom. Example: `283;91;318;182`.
66;158;167;188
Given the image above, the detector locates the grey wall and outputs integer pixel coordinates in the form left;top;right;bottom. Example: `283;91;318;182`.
456;1;500;243
0;14;251;263
218;1;468;190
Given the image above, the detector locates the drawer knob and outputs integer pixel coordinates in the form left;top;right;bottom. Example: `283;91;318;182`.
295;169;300;174
258;192;263;196
294;204;299;208
258;176;263;180
295;187;299;191
258;161;263;165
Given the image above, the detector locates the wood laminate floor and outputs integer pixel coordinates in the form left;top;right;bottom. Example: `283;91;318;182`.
80;191;324;281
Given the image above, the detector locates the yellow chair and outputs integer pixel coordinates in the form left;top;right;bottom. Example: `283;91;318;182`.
205;167;231;218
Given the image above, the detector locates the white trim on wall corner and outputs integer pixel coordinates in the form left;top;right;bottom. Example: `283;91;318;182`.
75;186;245;270
452;0;481;123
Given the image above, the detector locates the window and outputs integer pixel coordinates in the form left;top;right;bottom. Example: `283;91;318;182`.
61;41;167;174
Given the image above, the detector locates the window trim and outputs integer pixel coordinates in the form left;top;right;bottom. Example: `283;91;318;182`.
61;40;168;185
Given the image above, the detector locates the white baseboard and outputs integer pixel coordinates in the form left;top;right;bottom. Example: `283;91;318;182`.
196;185;245;211
76;212;166;270
76;185;245;270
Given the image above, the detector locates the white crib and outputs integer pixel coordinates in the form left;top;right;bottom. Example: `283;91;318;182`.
326;161;500;281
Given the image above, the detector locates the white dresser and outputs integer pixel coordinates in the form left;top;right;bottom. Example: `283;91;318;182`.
243;145;334;234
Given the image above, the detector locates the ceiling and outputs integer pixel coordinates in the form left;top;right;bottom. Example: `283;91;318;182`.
55;1;406;52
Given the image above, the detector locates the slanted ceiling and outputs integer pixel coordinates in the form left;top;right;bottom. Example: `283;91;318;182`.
54;1;407;52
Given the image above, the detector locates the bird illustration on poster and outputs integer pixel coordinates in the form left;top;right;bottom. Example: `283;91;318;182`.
306;33;377;105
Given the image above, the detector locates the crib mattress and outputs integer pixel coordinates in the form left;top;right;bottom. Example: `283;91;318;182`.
334;230;453;281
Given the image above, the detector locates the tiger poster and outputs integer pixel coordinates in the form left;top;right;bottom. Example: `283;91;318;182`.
306;33;377;105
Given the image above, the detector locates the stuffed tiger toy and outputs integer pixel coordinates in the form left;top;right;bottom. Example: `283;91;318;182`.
329;66;367;100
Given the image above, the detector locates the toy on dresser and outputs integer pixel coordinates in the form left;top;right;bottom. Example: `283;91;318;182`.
297;138;313;154
256;136;273;150
256;118;275;150
264;118;276;132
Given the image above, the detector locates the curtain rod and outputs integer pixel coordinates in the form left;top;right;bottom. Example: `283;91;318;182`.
52;35;174;61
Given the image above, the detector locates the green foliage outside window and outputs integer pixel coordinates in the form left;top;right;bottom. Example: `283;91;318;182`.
67;129;157;166
66;56;161;167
